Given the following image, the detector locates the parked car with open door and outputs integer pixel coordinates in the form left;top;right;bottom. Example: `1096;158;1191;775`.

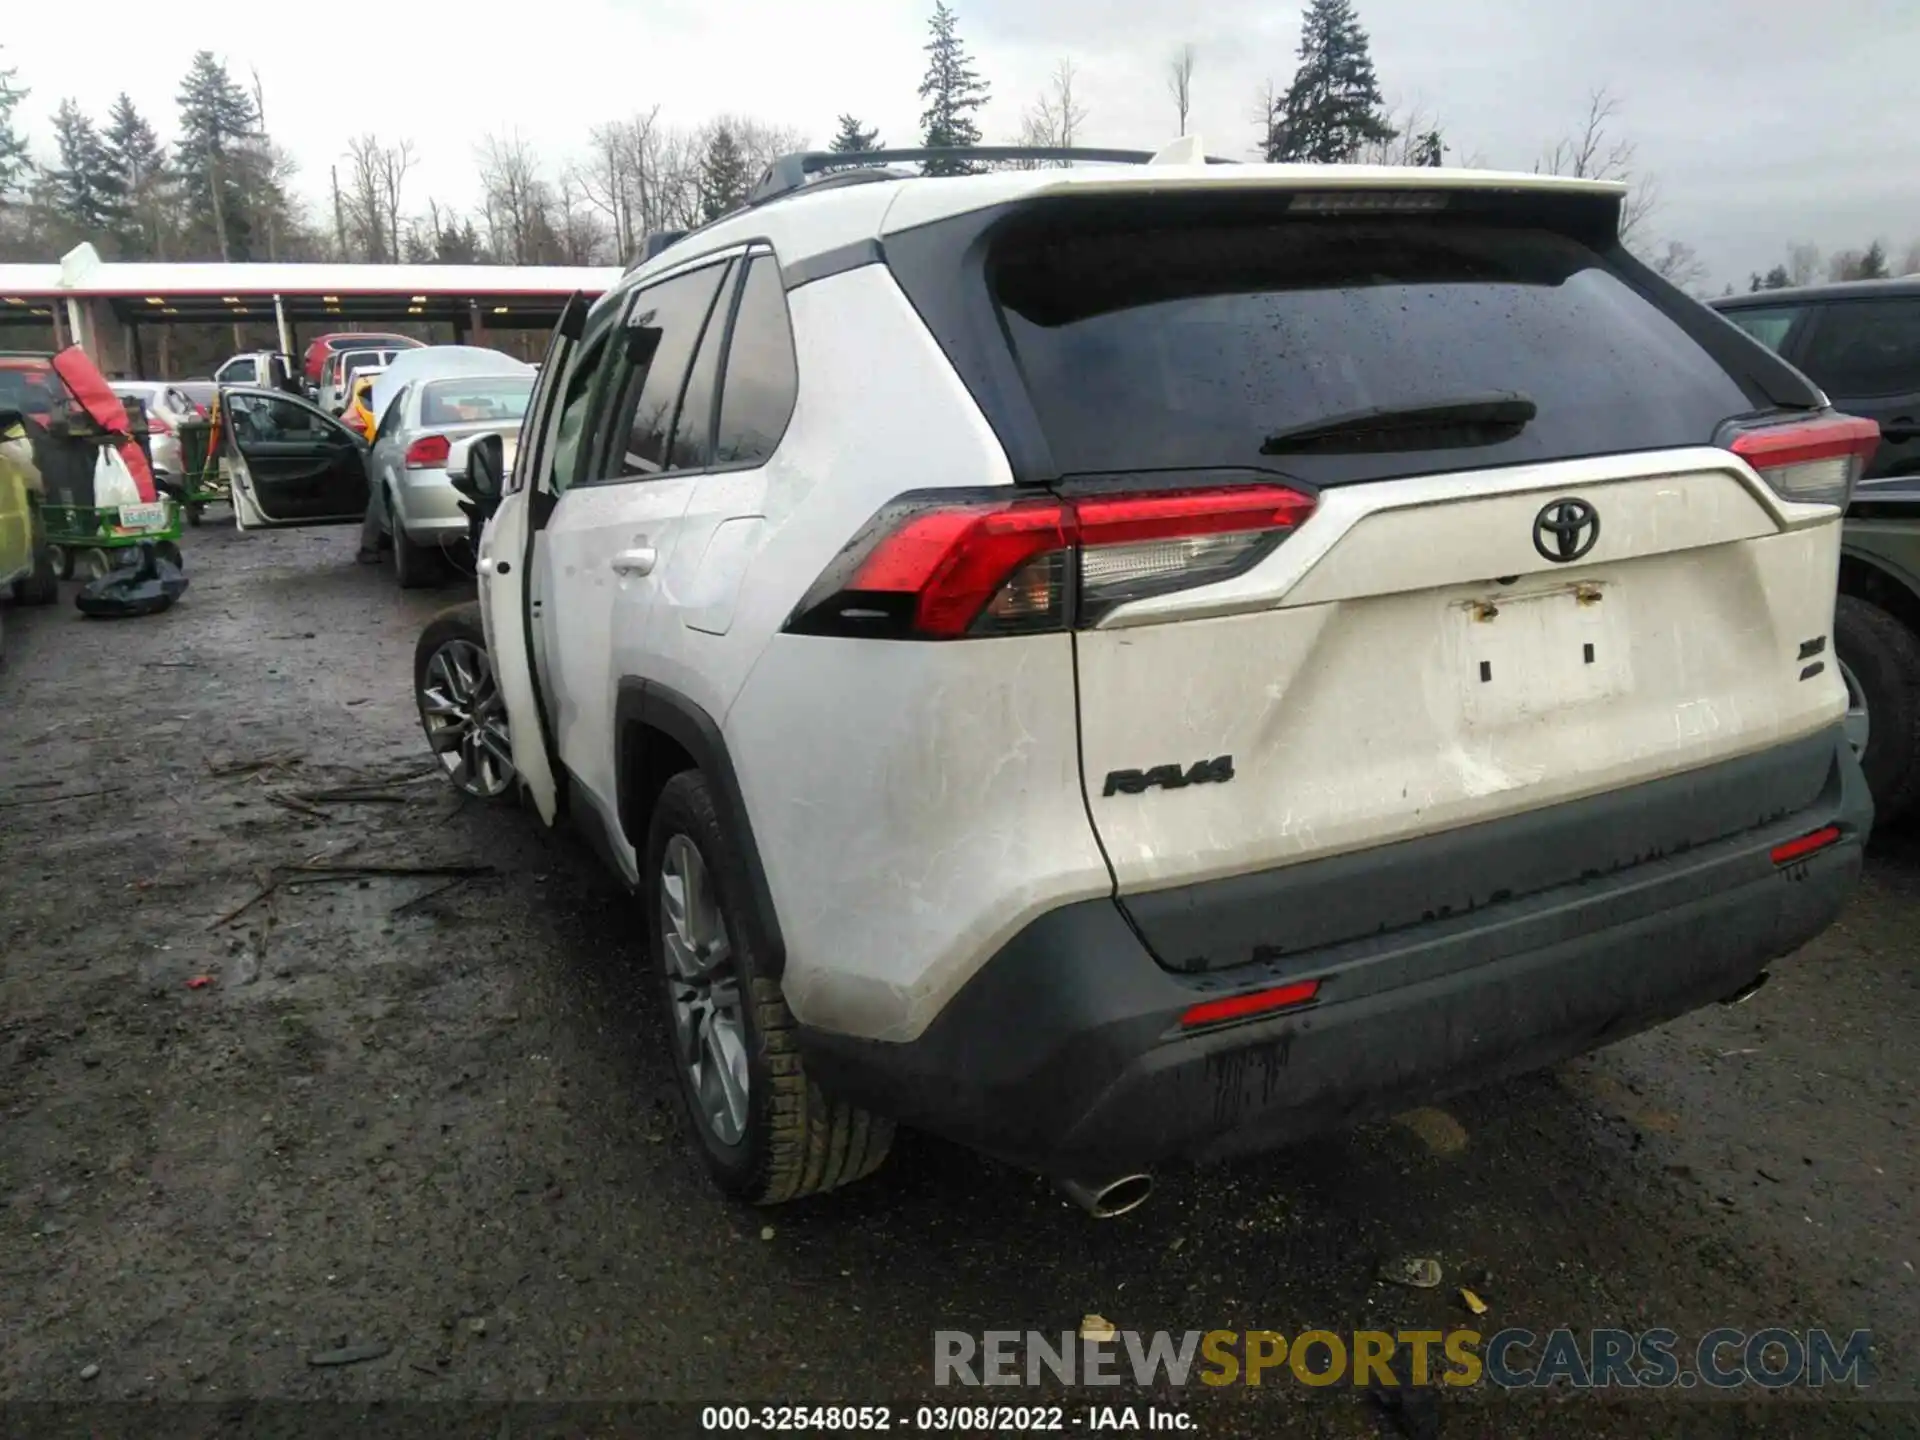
214;386;369;529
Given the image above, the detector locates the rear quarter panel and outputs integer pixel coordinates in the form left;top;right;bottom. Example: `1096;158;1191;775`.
717;266;1111;1042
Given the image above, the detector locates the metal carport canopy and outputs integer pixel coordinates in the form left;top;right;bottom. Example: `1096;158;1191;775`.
0;243;622;331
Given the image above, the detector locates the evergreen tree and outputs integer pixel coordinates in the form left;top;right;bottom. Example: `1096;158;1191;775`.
0;45;31;202
1762;264;1791;290
699;126;750;221
1265;0;1395;163
918;2;990;175
175;51;262;259
44;99;121;237
103;93;169;257
1409;129;1444;167
829;114;882;154
1858;240;1889;280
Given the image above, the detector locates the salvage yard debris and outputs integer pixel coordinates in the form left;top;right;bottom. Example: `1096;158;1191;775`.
210;860;497;930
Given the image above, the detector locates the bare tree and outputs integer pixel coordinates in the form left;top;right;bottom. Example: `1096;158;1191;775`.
343;134;385;260
1017;59;1088;163
1358;97;1448;166
1902;238;1920;277
476;131;555;263
575;114;650;260
375;138;414;264
1535;87;1656;243
341;134;412;261
1167;44;1196;138
1249;79;1277;160
1786;242;1822;287
1648;239;1707;293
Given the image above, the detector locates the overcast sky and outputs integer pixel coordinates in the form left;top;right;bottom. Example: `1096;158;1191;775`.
7;0;1916;288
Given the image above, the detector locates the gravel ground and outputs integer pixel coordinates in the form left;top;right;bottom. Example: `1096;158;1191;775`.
1;522;1915;1438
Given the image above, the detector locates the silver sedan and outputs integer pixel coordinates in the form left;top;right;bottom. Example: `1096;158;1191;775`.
366;371;535;587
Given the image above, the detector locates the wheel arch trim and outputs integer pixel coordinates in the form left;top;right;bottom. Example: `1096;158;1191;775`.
614;677;788;979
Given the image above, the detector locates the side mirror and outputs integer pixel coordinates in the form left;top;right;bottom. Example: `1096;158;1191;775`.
452;432;506;503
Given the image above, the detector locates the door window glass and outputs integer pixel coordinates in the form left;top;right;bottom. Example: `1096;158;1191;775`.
225;358;259;384
604;261;731;479
1721;306;1801;354
713;254;799;466
1797;299;1920;397
544;333;610;498
229;393;332;442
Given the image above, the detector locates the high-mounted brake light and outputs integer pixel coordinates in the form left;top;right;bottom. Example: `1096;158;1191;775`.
792;484;1317;640
1180;978;1321;1030
405;434;451;469
1288;190;1449;214
1725;413;1879;509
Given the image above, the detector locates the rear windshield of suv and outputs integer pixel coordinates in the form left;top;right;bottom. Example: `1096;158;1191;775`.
989;217;1754;485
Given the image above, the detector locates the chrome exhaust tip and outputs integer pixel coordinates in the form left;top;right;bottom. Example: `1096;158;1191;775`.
1720;970;1771;1007
1058;1174;1154;1219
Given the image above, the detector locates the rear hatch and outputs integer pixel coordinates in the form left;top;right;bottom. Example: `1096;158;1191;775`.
886;181;1859;971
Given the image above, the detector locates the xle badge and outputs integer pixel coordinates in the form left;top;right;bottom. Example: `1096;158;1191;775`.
1103;756;1235;797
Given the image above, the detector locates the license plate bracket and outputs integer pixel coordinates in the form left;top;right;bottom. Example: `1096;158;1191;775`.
1454;584;1632;727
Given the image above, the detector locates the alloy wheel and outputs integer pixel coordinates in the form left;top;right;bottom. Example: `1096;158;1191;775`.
659;833;749;1146
418;637;515;797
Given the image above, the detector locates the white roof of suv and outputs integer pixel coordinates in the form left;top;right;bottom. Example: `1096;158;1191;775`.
621;158;1630;292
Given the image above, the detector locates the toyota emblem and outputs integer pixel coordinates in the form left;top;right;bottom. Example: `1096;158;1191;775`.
1532;497;1600;564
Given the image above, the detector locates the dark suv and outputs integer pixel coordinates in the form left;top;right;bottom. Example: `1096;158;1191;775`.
1714;279;1920;825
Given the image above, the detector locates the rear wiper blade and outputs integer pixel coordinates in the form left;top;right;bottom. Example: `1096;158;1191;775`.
1259;392;1537;456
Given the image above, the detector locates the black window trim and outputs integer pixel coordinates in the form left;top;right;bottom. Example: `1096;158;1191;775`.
569;242;794;492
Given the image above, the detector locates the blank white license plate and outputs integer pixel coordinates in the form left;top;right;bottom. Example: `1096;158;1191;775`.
118;501;169;532
1453;586;1633;728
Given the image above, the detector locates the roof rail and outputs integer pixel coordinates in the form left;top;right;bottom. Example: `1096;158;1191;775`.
626;229;689;272
745;145;1239;207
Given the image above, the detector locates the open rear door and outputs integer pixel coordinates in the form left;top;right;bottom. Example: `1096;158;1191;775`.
476;292;588;824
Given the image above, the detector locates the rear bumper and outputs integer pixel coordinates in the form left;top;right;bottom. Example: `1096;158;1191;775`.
798;726;1870;1177
392;473;466;541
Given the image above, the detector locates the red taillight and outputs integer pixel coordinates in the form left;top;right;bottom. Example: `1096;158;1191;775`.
1770;825;1842;866
1725;413;1879;508
405;434;450;469
804;483;1316;639
148;413;172;436
343;411;369;436
1180;978;1322;1030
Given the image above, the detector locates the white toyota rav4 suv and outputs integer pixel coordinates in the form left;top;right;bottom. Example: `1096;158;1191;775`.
414;144;1874;1216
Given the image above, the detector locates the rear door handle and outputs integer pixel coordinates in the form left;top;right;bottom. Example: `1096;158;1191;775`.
1883;417;1920;443
610;546;656;577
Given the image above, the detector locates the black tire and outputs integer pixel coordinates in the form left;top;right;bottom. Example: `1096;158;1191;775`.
646;769;893;1204
391;491;446;590
49;545;72;581
186;503;204;528
13;517;58;606
78;547;112;582
1834;595;1920;828
413;602;517;802
154;540;183;570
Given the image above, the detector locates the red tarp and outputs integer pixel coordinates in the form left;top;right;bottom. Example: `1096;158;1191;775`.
50;346;157;503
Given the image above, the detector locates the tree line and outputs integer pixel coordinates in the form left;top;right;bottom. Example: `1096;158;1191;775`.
0;3;1912;295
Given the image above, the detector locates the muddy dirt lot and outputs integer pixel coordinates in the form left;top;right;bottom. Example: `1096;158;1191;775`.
2;524;1916;1437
